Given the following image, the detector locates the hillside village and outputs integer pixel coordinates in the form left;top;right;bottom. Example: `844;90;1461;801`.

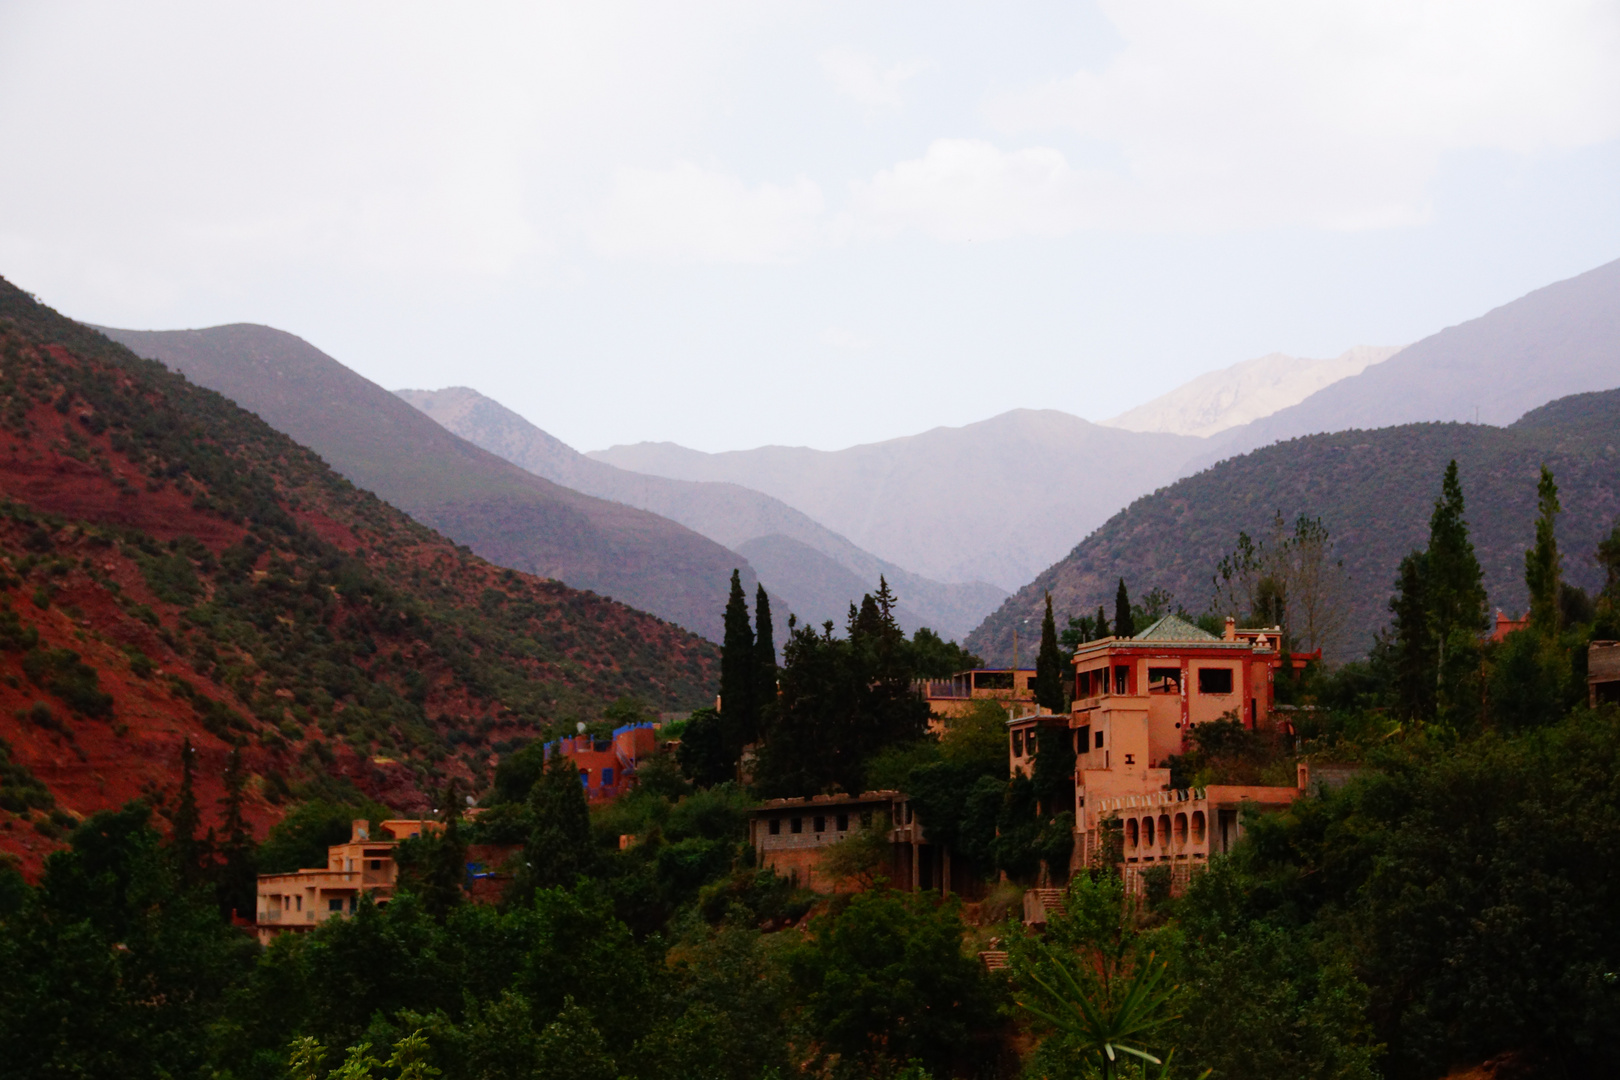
0;264;1618;1079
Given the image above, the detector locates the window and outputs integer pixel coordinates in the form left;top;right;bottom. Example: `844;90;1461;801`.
860;811;873;828
768;818;780;835
368;859;382;870
328;898;344;912
1147;667;1180;691
814;815;826;833
837;813;849;831
1074;725;1090;753
1197;667;1234;694
1095;730;1105;749
601;767;614;787
790;817;802;834
1114;666;1129;694
1012;730;1025;757
578;770;590;788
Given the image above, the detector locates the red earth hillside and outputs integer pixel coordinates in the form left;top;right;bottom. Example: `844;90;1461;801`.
0;281;719;877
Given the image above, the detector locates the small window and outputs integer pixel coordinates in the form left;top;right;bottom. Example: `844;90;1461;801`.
601;767;614;787
1095;730;1104;749
578;771;589;788
1012;730;1025;757
814;815;826;833
1074;725;1090;753
1147;667;1180;691
790;817;802;834
1114;666;1129;694
328;898;344;912
768;818;780;835
368;860;382;870
837;813;849;831
1198;667;1234;694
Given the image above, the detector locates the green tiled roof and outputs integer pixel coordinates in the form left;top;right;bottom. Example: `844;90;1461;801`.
1132;614;1220;642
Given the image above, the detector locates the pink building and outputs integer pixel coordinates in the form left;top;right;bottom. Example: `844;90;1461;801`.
544;722;660;803
1009;614;1307;895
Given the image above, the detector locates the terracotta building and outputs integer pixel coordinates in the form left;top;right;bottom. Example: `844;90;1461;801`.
1011;614;1308;894
919;668;1036;732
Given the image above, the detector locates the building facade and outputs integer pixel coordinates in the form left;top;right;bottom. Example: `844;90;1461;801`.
254;818;440;945
1008;614;1306;893
749;790;974;895
543;721;661;803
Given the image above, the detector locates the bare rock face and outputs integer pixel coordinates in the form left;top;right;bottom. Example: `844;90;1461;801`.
1102;345;1403;438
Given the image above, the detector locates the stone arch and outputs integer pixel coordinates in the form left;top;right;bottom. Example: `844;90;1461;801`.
1191;810;1206;844
1126;818;1139;848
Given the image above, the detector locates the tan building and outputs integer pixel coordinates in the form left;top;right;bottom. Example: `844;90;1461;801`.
749;790;972;895
1590;640;1620;707
254;818;442;945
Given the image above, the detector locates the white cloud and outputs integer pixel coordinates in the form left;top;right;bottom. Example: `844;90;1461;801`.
853;139;1131;241
591;162;827;264
977;0;1620;232
818;48;929;114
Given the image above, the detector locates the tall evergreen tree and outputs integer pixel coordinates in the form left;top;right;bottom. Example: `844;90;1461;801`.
168;738;206;888
754;584;778;723
1425;461;1489;728
1426;461;1489;642
215;747;256;920
718;569;757;759
1095;605;1110;639
1525;465;1563;635
1389;552;1437;721
1033;593;1067;713
1113;579;1135;639
1598;520;1620;606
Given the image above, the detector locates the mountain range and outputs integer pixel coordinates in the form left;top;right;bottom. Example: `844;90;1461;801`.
966;388;1620;664
591;410;1211;591
97;324;757;642
393;386;1004;639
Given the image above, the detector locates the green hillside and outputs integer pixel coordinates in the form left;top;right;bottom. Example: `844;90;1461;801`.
968;389;1620;662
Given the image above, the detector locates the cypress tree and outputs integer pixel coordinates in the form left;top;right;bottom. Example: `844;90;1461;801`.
215;747;256;920
1389;551;1436;721
169;738;206;888
1525;465;1562;634
1095;605;1110;639
718;569;756;758
1033;593;1066;713
754;584;778;729
1113;579;1135;639
1426;460;1489;643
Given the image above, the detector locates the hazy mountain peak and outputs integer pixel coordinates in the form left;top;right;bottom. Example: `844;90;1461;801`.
1102;345;1402;438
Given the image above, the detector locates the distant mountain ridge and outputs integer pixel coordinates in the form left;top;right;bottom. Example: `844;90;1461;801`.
966;388;1620;664
591;410;1211;591
395;386;1004;640
98;325;756;642
1204;256;1620;460
1103;345;1402;437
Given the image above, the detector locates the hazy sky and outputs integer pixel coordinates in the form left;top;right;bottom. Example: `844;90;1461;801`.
3;1;1618;452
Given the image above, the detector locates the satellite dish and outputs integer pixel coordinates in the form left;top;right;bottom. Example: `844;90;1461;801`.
465;794;475;807
576;721;587;734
